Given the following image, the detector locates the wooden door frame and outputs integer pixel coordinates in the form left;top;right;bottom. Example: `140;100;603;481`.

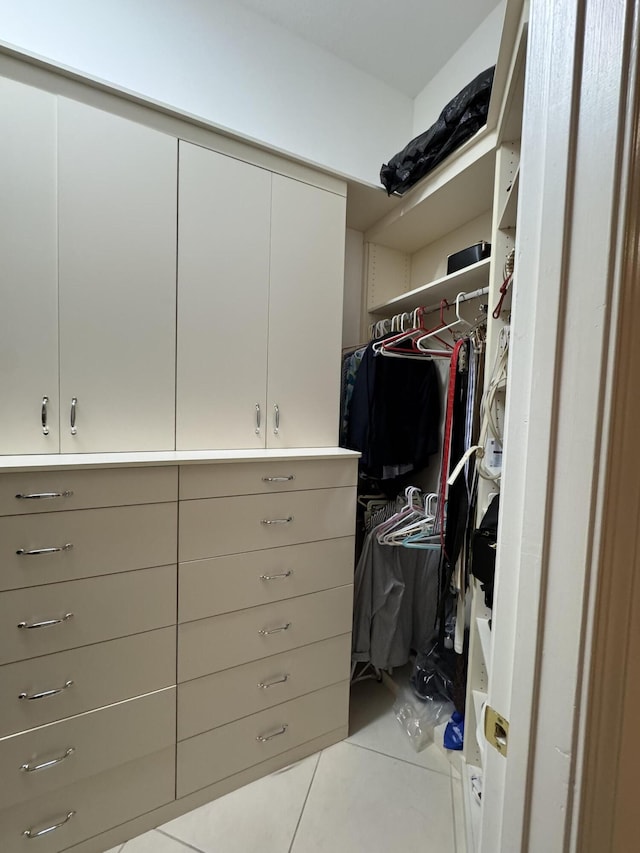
481;0;640;849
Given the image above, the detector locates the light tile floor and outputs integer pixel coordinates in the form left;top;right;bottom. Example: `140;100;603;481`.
104;679;464;853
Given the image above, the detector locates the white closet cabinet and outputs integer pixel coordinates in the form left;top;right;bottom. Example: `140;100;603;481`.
176;142;271;449
267;175;346;448
0;79;59;454
57;99;177;453
176;143;346;449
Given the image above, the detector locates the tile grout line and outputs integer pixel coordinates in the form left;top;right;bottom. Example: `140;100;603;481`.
344;738;453;778
157;827;209;853
287;750;322;853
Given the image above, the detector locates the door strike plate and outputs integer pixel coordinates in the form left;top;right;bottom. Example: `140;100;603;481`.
485;705;509;757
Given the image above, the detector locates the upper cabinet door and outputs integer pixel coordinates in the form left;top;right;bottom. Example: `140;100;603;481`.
0;79;59;454
267;176;346;448
58;99;177;453
176;143;270;450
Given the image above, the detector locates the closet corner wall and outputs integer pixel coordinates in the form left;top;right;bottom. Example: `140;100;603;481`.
358;1;527;849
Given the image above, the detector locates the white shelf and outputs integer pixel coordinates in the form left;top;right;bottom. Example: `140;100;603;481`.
364;134;496;254
369;257;491;315
476;617;493;671
499;166;520;230
472;689;488;730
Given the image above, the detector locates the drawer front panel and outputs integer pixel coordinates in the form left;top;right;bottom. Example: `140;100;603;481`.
178;633;350;739
179;537;354;622
0;466;178;516
179;458;358;499
0;688;175;808
179;487;356;561
0;746;174;853
0;628;176;738
178;584;353;682
0;503;177;591
177;680;349;797
0;566;177;665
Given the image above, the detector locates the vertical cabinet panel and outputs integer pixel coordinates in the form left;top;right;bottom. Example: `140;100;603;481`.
58;99;177;453
0;79;59;454
267;177;346;447
176;143;270;449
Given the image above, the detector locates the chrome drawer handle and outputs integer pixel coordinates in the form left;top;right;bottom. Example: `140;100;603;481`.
255;403;261;435
260;570;293;581
18;613;74;630
20;747;75;773
41;396;50;436
273;403;280;435
256;724;288;743
262;475;295;482
261;517;293;526
16;544;73;557
258;623;291;636
15;491;73;501
19;680;74;701
258;674;290;689
23;810;75;839
70;397;77;435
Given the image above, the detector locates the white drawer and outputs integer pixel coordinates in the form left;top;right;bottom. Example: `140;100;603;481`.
0;466;178;516
0;628;176;738
179;458;357;499
0;688;175;808
0;565;177;665
178;584;353;682
178;633;351;739
0;746;175;853
179;487;356;561
177;680;349;797
179;537;354;622
0;503;177;591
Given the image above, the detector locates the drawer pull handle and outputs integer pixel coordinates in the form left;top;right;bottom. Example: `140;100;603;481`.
19;680;74;701
273;403;280;435
16;544;74;557
41;396;50;436
258;674;290;689
70;397;77;435
18;613;74;630
260;570;293;581
15;491;74;501
262;475;295;483
255;403;261;435
258;622;291;636
256;724;288;743
20;747;75;773
261;517;293;526
23;810;75;839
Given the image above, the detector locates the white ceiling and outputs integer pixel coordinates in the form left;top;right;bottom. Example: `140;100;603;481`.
234;0;502;97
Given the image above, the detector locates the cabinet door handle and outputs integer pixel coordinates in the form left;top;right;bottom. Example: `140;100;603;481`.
23;811;75;839
16;544;73;557
258;622;291;636
15;491;73;501
256;724;288;743
18;613;74;630
41;396;50;436
70;397;77;435
19;680;74;701
259;570;293;581
260;517;293;526
257;674;290;689
273;403;280;435
20;747;75;773
262;475;295;483
255;403;261;435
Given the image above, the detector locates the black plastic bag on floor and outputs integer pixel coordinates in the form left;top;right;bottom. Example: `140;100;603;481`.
380;65;495;196
410;639;456;705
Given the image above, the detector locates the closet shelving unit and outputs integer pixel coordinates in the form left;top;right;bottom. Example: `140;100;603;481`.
360;2;528;849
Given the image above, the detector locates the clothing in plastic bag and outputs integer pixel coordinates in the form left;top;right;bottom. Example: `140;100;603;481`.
380;66;495;196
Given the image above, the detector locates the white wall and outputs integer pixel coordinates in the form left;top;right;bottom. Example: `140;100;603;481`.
343;229;364;349
412;1;505;136
0;0;413;185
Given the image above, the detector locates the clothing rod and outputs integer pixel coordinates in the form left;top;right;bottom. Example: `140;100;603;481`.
420;286;489;317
